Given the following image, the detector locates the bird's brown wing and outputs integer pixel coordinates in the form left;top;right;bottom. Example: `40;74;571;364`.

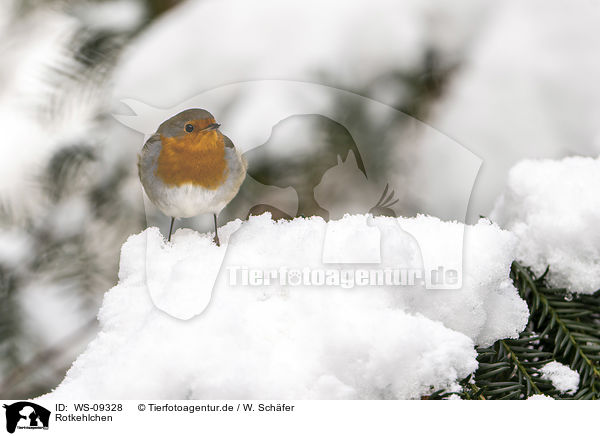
138;133;162;179
142;133;161;151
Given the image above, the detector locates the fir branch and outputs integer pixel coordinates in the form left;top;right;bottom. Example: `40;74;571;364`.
439;261;600;400
470;333;557;400
512;262;600;398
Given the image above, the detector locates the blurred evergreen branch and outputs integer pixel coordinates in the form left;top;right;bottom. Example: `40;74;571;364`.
0;140;144;398
0;261;23;373
0;0;183;398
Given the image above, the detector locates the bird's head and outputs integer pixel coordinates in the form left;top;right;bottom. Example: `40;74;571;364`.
157;108;221;141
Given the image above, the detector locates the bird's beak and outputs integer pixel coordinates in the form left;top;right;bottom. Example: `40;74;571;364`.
205;123;221;131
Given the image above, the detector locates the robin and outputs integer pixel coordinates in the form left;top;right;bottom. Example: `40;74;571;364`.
138;108;247;245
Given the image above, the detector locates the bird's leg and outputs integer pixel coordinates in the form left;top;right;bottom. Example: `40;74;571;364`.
213;213;220;246
168;217;175;242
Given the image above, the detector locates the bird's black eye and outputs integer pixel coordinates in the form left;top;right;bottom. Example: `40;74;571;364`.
185;123;194;133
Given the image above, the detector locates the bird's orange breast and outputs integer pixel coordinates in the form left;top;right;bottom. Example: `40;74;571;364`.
156;131;228;189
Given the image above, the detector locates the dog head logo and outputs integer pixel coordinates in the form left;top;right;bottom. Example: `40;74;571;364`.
114;80;481;319
3;402;50;433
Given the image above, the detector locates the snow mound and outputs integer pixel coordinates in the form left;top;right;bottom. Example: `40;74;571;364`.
491;156;600;293
540;362;580;395
44;214;527;399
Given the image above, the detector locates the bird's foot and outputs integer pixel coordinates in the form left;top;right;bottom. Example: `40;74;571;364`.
213;235;220;247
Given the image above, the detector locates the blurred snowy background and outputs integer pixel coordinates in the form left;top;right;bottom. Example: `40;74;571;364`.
2;0;600;398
